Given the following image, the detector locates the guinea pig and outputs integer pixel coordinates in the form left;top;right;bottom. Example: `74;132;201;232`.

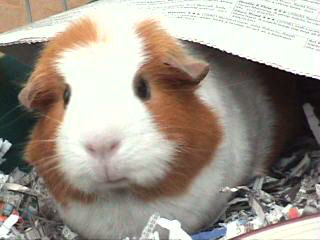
18;10;304;239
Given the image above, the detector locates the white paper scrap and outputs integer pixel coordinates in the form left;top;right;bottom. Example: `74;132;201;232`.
0;138;12;163
157;218;192;240
0;214;19;238
303;103;320;144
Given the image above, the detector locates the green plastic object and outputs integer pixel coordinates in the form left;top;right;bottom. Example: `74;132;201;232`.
0;56;36;173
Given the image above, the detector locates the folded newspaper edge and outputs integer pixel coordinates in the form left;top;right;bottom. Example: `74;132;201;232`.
0;0;319;80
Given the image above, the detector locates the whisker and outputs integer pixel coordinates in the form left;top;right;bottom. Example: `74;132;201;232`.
40;164;62;176
0;112;30;129
0;105;24;122
33;111;63;125
33;155;63;167
12;137;81;151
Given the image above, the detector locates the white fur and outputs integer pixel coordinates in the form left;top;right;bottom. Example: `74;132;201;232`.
55;14;176;193
53;14;275;239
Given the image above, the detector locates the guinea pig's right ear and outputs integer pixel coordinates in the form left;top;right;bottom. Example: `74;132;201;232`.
18;71;61;111
163;55;210;84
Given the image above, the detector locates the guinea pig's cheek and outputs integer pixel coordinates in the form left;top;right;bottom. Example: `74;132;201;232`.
122;132;178;187
55;127;97;192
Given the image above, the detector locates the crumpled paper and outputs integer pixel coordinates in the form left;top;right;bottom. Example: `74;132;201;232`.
0;139;12;165
0;133;319;239
202;136;320;240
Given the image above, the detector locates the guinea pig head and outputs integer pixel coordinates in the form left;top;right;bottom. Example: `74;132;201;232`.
20;16;222;203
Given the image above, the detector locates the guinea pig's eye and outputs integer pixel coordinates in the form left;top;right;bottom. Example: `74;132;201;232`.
63;84;71;106
134;77;150;101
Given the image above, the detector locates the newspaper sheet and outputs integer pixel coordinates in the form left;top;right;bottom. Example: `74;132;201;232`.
0;0;319;79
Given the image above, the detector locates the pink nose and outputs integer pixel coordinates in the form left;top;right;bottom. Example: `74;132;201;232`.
84;138;124;182
85;140;120;157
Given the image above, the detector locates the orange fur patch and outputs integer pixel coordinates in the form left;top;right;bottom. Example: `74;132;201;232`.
26;100;96;205
24;18;99;205
132;20;223;200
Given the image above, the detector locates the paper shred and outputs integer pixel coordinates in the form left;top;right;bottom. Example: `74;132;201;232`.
139;213;160;240
248;195;267;224
157;218;192;240
61;225;79;240
224;220;246;239
0;139;12;164
24;227;42;239
0;174;9;191
220;186;251;193
303;103;320;144
0;214;19;238
315;184;320;199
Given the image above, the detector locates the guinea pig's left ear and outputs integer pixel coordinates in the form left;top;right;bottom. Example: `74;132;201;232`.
163;56;210;84
18;80;40;110
18;71;61;111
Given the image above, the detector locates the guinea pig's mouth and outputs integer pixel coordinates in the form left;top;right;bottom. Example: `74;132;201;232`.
94;178;129;191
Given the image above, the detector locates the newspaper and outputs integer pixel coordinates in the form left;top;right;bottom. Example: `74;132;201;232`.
0;0;319;80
